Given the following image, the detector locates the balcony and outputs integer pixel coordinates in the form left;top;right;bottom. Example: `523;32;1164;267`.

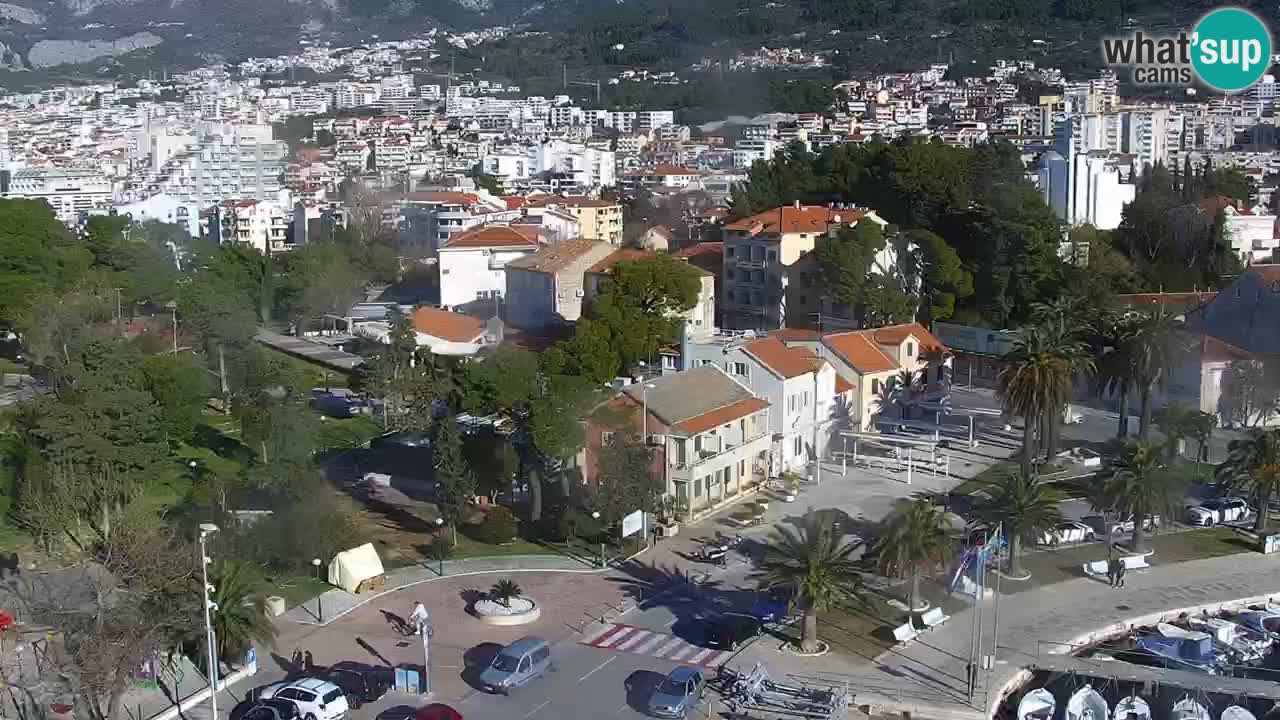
735;258;766;270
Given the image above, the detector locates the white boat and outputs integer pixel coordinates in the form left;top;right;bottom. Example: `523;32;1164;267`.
1222;707;1257;720
1172;696;1211;720
1113;696;1151;720
1067;686;1110;720
1236;611;1280;638
1189;617;1273;663
1018;688;1056;720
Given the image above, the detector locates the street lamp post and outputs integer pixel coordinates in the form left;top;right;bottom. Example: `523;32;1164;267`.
420;609;433;696
592;511;605;568
435;518;445;576
165;300;178;355
198;523;220;720
311;558;323;623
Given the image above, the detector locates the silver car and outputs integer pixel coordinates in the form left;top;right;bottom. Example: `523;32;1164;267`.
647;666;704;719
477;636;552;694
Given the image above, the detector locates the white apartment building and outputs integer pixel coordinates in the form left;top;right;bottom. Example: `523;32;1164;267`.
733;139;778;168
2;168;114;225
482;140;615;188
437;224;546;310
155;133;287;206
203;199;290;253
1039;148;1135;230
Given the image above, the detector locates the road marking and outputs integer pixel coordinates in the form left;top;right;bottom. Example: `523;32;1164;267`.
577;655;617;684
615;630;651;651
667;645;694;661
595;625;636;647
580;624;615;644
652;638;684;658
635;634;667;654
687;648;714;664
520;700;551;719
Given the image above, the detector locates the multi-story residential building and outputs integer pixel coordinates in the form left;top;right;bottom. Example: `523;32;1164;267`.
722;203;885;331
154;133;287;206
675;332;854;475
481;140;615;188
397;190;513;255
582;365;772;519
2;167;114;225
584;248;716;342
437;224;545;311
202;199;290;253
523;195;624;245
503;239;616;330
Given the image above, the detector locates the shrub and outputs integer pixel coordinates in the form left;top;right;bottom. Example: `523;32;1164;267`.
468;506;519;545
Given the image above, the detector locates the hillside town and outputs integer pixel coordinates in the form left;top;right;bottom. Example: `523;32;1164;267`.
7;12;1280;720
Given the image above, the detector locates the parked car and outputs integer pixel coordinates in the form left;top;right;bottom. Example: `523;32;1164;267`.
703;613;763;650
1038;521;1097;546
1186;498;1252;526
646;666;705;719
243;699;302;720
478;636;552;694
325;667;391;709
256;679;349;720
1082;513;1160;536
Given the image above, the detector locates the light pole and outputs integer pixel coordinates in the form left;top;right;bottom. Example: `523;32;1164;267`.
165;300;178;354
311;558;323;623
420;608;433;696
640;382;657;439
592;511;605;568
198;523;220;720
434;518;445;576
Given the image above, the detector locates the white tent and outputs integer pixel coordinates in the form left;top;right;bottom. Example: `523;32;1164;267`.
327;543;385;593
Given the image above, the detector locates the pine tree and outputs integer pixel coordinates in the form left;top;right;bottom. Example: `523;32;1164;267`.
433;414;476;545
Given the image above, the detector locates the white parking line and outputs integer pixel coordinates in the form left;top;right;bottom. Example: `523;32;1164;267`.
652;638;684;658
686;648;713;664
615;630;651;651
635;634;667;654
520;700;551;719
577;655;617;684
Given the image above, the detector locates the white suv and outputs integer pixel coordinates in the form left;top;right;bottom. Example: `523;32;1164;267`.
258;678;349;720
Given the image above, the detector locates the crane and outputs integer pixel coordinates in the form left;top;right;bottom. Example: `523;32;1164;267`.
561;63;603;104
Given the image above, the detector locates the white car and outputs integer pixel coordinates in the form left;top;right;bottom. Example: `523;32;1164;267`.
1186;498;1252;526
1039;521;1096;546
1082;513;1159;536
258;678;349;720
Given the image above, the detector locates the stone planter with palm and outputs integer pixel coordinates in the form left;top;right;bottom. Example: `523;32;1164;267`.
973;471;1063;579
873;499;952;613
1108;441;1186;553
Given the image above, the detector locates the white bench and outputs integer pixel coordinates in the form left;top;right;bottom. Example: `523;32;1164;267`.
1083;560;1109;578
1121;555;1150;571
892;621;921;646
920;607;950;630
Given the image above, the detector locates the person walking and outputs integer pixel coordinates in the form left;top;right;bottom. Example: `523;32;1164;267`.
410;601;430;635
1107;556;1120;587
1115;559;1127;588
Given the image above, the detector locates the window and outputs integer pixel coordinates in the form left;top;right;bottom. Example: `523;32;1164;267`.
794;436;803;457
725;246;735;257
694;479;703;498
767;250;777;262
601;431;615;445
787;394;796;413
726;269;735;280
907;342;915;357
733;362;748;376
803;390;811;407
872;378;881;394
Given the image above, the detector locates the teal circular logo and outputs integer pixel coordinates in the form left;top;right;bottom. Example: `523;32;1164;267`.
1192;7;1272;92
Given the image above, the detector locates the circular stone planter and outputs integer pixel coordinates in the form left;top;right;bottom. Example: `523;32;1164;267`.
778;640;830;657
472;596;542;626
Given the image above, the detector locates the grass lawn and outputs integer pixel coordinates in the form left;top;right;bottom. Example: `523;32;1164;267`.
316;416;383;451
272;574;331;608
1008;526;1251;593
952;462;1015;496
451;533;562;560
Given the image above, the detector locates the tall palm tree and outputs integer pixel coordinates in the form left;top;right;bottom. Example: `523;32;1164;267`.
1096;314;1140;438
1153;401;1196;459
873;499;953;613
206;560;277;663
1217;429;1280;532
1190;411;1219;471
972;471;1063;578
1129;308;1185;440
998;327;1077;477
1108;442;1186;552
754;511;864;653
893;369;919;418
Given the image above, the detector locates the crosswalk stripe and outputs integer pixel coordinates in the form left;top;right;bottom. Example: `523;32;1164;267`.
594;626;635;647
704;651;729;667
667;645;694;661
635;634;667;654
616;630;651;651
687;648;713;664
652;638;684;658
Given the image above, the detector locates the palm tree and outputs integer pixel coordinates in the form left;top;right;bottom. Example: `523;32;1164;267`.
998;327;1077;477
972;471;1063;578
1097;314;1140;438
1129;309;1185;440
893;369;919;418
1108;442;1186;552
1217;429;1280;532
489;579;523;608
206;560;276;664
1153;401;1196;459
754;511;864;653
873;499;953;613
1190;411;1219;471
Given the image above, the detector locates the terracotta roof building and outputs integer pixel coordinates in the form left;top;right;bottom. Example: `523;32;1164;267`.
437;224;548;311
504;240;616;330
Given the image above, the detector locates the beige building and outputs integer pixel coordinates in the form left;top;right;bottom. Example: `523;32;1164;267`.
503;239;616;330
721;202;885;330
525;195;624;245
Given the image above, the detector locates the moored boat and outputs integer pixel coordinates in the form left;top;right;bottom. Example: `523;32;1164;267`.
1018;688;1056;720
1113;695;1151;720
1067;685;1109;720
1171;695;1211;720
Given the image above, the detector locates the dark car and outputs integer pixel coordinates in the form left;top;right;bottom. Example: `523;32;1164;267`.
243;699;301;720
325;667;391;709
703;613;763;650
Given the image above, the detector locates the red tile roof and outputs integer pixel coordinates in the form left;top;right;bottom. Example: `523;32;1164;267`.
771;328;822;342
651;163;699;176
411;307;485;342
672;242;724;260
674;398;770;434
443;224;543;250
725;204;865;235
1114;292;1218;307
524;195;619;209
871;323;947;354
1200;195;1250;216
823;331;899;373
835;375;854;394
743;337;819;379
1201;335;1251;363
587;248;653;274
